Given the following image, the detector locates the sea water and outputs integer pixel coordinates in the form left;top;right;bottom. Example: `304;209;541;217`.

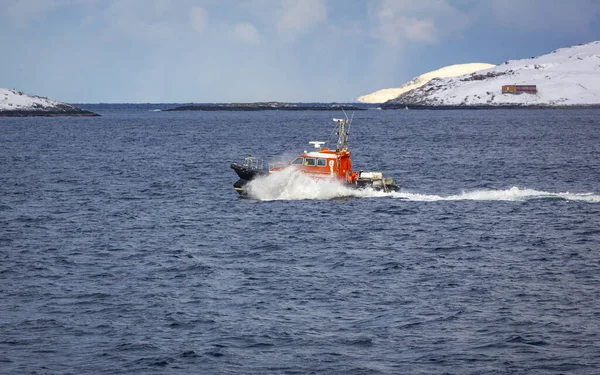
1;106;599;374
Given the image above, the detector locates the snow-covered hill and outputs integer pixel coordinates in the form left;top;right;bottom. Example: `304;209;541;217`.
357;63;495;104
382;41;600;108
0;88;98;116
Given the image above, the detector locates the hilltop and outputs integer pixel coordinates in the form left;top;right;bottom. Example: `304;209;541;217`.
381;41;600;109
357;63;495;104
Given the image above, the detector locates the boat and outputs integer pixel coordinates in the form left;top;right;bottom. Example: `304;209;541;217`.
231;115;399;196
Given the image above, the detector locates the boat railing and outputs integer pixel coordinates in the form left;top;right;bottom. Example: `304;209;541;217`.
242;156;265;170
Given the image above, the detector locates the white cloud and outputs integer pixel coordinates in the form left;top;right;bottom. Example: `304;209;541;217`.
276;0;327;37
102;0;188;42
3;0;105;24
369;0;469;47
190;7;207;33
375;13;437;45
4;0;61;24
488;0;600;33
233;22;260;44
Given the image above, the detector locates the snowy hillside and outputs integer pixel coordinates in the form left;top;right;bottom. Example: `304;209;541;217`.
357;63;495;104
0;88;98;116
383;41;600;108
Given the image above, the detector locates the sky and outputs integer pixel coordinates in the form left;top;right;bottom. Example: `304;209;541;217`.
1;0;600;103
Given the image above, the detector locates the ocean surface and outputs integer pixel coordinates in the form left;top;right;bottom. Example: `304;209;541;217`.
1;105;599;374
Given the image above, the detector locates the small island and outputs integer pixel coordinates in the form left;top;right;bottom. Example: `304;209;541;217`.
165;102;367;111
0;88;99;117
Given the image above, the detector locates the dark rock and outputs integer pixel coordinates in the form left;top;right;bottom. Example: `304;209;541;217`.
164;102;367;111
0;108;100;117
0;101;100;117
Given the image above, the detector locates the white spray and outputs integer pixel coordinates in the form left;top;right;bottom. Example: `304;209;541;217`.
245;172;600;203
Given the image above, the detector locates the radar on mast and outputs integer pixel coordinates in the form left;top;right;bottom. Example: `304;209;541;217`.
309;141;326;149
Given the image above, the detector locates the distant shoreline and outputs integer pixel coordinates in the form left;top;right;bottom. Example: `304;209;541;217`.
6;103;599;114
164;103;368;111
381;104;600;110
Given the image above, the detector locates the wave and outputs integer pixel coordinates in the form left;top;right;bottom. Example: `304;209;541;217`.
245;169;599;203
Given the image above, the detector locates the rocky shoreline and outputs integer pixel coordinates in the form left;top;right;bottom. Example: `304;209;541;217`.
381;103;600;110
0;108;100;117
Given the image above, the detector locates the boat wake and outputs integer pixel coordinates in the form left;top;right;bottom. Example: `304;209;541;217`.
388;187;600;203
245;171;600;203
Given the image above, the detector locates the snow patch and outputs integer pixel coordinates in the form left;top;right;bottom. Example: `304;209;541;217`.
357;63;495;104
1;88;73;111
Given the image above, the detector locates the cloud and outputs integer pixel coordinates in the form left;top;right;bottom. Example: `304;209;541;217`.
2;0;106;25
375;13;437;45
4;0;62;24
276;0;327;37
233;22;260;44
369;0;469;47
101;0;195;42
189;7;207;33
488;0;600;33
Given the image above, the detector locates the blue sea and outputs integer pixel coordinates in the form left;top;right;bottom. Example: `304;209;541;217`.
1;105;599;374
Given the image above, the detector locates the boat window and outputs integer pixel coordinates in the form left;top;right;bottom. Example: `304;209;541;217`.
291;157;304;165
317;158;327;167
304;158;316;166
